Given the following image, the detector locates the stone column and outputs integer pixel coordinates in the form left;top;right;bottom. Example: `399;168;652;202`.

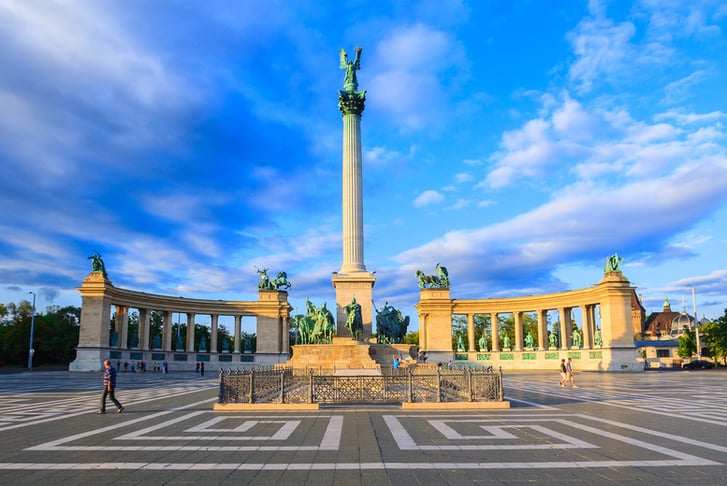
581;305;592;348
210;314;218;354
333;64;376;338
163;311;172;351
186;312;196;352
138;308;149;350
118;306;130;349
538;309;548;349
565;308;574;348
467;314;475;352
234;315;242;353
339;85;367;274
491;312;499;352
557;307;567;349
514;311;523;350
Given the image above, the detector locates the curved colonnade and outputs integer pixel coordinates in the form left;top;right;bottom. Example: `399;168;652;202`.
417;272;643;371
69;272;291;371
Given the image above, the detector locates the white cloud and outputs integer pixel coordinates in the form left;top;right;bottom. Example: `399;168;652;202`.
551;97;603;142
655;110;726;125
396;155;727;292
566;15;637;93
661;70;709;105
413;190;445;207
482;118;562;189
481;91;727;190
369;23;465;130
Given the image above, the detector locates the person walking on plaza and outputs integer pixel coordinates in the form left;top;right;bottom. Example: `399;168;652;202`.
559;359;567;387
566;357;578;388
98;359;124;414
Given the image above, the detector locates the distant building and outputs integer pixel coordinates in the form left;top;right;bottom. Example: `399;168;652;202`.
636;297;695;368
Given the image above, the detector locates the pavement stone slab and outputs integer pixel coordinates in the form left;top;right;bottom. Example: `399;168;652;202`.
1;369;726;484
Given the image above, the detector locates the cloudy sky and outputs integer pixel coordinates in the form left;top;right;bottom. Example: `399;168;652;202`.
2;0;727;329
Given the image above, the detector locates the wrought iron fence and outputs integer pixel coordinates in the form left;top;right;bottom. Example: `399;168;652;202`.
217;366;503;404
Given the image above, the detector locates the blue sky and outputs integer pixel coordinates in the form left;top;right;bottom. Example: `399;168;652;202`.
2;0;727;329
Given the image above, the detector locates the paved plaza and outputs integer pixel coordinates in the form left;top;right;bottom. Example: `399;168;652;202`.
1;369;726;485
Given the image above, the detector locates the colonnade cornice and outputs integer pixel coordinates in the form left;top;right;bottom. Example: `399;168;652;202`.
436;281;635;315
80;280;292;318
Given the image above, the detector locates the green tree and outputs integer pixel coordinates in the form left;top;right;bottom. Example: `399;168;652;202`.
523;312;539;344
195;323;211;350
499;314;514;345
127;311;139;347
0;300;80;367
217;325;233;352
677;326;696;359
701;309;727;365
452;314;467;350
150;311;164;346
403;331;419;345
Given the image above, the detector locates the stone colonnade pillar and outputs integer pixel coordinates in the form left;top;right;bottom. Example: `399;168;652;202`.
538;310;548;349
466;314;475;352
163;311;173;351
138;308;149;350
234;315;242;353
491;312;499;351
186;312;196;352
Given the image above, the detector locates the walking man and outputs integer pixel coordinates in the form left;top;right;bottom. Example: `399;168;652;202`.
559;359;567;387
98;359;124;414
566;357;578;388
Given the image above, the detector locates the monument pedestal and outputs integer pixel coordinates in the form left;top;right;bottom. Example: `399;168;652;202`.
332;272;376;338
285;337;380;370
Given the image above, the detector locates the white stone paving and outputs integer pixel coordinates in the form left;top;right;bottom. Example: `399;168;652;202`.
1;371;725;473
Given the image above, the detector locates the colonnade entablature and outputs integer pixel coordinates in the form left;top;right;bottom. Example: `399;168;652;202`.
416;272;641;371
69;271;292;371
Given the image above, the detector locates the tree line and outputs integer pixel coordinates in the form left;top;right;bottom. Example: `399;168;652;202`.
678;308;727;365
0;300;80;367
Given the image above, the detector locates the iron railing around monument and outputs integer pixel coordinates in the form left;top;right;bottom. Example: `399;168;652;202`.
217;366;504;405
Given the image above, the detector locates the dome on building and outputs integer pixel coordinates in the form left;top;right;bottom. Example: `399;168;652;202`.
670;312;694;335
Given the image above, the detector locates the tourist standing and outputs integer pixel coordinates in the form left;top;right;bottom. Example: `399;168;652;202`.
559;359;567;387
566;357;578;388
98;359;124;414
200;362;205;376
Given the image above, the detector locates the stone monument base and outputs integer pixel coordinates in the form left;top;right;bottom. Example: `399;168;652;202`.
285;337;380;370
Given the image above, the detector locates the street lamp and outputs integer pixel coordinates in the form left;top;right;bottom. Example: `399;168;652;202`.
686;284;701;358
28;291;36;370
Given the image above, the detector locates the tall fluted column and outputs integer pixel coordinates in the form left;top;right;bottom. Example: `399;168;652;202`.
333;47;376;338
339;89;367;272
